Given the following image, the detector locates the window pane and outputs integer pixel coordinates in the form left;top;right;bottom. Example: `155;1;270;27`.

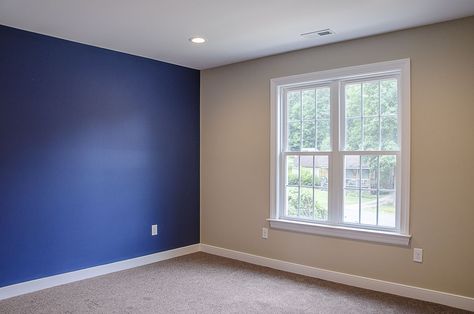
381;116;398;150
344;189;359;223
315;189;328;220
285;155;329;221
345;83;361;117
345;78;399;152
287;86;330;152
363;81;379;116
345;118;362;150
314;156;329;221
302;89;316;120
345;155;360;188
379;155;396;190
287;91;301;120
300;156;313;187
300;187;314;218
288;121;301;151
302;121;316;151
286;186;299;216
314;156;329;188
361;190;377;225
361;155;378;190
380;79;398;115
363;117;380;150
344;155;397;228
316;87;330;119
316;119;330;151
344;155;361;223
286;156;299;186
379;191;396;227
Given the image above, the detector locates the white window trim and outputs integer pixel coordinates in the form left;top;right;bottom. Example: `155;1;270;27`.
269;59;411;246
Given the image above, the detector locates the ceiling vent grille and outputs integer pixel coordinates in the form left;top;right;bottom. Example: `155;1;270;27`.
301;29;335;38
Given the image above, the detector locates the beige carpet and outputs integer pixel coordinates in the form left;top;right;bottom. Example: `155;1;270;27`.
0;252;467;313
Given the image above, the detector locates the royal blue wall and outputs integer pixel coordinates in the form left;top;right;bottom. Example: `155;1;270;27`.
0;25;200;287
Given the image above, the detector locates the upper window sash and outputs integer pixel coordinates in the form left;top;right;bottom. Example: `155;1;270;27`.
340;73;401;153
281;83;332;153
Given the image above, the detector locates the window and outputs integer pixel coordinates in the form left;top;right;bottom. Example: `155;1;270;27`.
270;60;411;246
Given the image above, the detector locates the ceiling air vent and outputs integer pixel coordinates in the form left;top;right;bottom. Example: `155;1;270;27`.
301;29;335;38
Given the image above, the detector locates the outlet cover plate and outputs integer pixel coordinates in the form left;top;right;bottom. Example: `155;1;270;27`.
413;248;423;263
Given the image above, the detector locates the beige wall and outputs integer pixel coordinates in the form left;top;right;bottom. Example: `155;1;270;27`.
200;17;474;297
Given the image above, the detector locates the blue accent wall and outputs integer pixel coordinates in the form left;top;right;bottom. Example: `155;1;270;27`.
0;25;200;287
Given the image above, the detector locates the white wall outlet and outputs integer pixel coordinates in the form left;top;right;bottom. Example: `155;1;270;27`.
413;248;423;263
151;224;158;236
262;227;268;239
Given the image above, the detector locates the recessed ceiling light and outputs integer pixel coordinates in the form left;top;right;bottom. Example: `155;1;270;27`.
189;37;206;44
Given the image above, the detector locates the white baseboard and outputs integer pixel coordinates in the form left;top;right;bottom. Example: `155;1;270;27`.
200;244;474;312
2;243;472;311
0;244;200;301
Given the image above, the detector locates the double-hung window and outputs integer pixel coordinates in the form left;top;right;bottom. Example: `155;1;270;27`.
270;59;411;245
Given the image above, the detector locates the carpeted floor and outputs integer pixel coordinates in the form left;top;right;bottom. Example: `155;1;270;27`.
0;252;468;313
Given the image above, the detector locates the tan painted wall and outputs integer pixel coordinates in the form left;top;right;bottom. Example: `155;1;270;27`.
200;17;474;297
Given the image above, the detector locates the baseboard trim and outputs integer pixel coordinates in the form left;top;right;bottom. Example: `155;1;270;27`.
0;244;200;301
200;244;474;312
2;243;472;311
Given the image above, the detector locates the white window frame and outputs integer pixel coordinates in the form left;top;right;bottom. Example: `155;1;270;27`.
269;59;411;246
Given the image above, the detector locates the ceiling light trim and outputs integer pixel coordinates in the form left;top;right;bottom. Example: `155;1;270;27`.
189;37;207;44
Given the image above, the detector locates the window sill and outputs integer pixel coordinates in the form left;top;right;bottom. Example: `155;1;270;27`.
267;218;411;246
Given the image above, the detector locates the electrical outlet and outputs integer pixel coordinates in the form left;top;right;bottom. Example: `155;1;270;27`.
262;227;268;239
151;224;158;236
413;248;423;263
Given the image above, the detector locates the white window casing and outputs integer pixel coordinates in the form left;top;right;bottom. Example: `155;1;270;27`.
269;59;411;246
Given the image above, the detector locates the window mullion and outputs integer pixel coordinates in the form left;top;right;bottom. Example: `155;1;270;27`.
361;83;365;150
396;150;402;232
329;81;342;225
312;155;315;221
297;155;301;217
358;155;362;224
299;90;303;152
280;88;288;219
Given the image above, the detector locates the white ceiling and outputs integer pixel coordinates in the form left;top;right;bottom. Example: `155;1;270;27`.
1;0;473;69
